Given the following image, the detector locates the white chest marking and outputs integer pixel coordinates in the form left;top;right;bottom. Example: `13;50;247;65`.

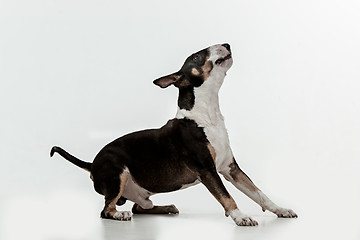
203;122;233;170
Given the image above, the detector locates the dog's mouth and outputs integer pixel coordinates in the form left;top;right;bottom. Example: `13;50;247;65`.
215;54;232;65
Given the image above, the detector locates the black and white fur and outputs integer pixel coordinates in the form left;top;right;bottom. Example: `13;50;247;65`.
51;44;297;226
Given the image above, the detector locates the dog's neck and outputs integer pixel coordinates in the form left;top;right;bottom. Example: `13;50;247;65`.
176;72;225;127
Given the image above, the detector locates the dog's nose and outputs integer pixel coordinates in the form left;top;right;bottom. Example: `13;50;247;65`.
222;43;231;52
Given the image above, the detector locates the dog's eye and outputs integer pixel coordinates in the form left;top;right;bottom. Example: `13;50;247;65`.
192;54;201;62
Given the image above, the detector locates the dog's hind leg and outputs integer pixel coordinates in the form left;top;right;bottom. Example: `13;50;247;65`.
100;171;132;221
219;158;297;218
132;203;179;214
116;196;127;206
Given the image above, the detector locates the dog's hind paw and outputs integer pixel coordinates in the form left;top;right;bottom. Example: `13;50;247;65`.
165;204;179;214
113;211;132;221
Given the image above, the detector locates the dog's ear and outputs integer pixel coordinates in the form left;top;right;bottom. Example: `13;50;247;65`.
153;72;182;88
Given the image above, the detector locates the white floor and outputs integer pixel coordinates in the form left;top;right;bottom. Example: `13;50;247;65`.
1;147;359;240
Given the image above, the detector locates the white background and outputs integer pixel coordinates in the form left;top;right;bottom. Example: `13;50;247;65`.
1;0;360;239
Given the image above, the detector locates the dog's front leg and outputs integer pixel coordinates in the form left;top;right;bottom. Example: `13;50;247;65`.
219;158;297;218
199;169;258;226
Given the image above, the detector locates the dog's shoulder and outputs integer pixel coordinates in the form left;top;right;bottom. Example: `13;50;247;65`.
161;118;208;141
161;118;199;130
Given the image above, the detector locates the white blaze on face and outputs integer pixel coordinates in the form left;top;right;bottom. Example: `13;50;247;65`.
199;44;233;92
208;44;233;70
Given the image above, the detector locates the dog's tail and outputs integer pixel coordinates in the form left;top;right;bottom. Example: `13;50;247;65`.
50;146;92;172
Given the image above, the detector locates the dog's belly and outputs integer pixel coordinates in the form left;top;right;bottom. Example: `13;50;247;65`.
128;172;199;193
123;170;199;209
179;179;201;190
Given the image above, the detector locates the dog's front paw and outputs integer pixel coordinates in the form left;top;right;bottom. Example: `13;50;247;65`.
273;208;298;218
228;209;258;226
113;211;132;221
235;216;258;226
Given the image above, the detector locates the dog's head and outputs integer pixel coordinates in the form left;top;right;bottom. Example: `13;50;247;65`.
153;44;233;90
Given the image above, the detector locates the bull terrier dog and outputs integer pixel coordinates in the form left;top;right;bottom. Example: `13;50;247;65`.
51;43;297;226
